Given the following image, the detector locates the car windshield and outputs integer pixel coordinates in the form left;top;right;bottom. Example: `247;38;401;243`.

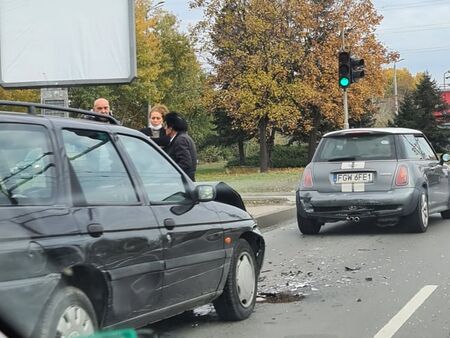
315;134;396;162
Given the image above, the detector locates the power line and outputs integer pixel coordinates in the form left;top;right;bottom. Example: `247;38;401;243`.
380;0;450;10
378;22;450;34
399;45;450;54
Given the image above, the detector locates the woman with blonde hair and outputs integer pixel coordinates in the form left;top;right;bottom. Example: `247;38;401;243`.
140;104;171;148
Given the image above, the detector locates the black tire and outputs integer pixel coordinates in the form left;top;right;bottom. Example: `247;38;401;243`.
403;189;429;233
297;213;321;235
33;286;97;338
214;239;257;321
441;209;450;219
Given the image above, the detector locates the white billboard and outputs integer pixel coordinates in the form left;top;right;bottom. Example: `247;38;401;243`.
0;0;136;88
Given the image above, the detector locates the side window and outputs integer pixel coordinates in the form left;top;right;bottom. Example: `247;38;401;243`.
118;135;188;204
401;135;426;160
0;123;56;205
416;136;437;160
62;129;138;205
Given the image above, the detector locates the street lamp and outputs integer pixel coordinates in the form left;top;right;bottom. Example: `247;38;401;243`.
444;70;450;91
393;58;404;116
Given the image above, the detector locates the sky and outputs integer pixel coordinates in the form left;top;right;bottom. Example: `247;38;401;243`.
163;0;450;88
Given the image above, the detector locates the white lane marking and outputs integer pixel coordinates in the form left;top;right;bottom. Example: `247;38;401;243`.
374;285;438;338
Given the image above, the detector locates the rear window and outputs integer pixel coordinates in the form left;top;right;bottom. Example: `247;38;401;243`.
314;134;396;162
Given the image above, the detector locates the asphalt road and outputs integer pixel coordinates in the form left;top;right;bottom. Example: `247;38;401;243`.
151;215;450;338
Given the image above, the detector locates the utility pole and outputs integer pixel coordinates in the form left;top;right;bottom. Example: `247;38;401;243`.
393;58;404;116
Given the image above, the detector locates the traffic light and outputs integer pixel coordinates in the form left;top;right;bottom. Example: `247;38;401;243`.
338;51;351;88
351;57;365;83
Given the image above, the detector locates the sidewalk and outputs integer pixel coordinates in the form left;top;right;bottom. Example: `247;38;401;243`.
241;192;297;229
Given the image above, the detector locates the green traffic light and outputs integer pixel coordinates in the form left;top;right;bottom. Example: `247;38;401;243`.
339;77;350;87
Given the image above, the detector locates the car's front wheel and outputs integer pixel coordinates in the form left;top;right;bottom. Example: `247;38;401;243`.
404;189;429;233
297;213;321;234
213;239;257;321
34;286;97;338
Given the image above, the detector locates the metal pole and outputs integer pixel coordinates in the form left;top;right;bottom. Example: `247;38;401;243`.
394;62;399;116
343;89;349;129
444;73;446;91
341;26;349;129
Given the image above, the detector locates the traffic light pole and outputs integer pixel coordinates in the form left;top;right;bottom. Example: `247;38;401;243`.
343;88;349;129
341;27;349;129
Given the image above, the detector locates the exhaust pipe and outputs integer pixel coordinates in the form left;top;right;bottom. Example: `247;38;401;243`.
346;216;360;223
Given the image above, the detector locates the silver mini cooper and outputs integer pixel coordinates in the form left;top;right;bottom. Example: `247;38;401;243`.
296;128;450;234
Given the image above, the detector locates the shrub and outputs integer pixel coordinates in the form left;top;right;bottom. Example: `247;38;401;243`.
198;145;234;163
227;144;308;168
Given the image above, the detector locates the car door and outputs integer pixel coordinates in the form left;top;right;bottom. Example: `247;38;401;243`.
116;134;225;307
415;135;449;209
60;128;165;325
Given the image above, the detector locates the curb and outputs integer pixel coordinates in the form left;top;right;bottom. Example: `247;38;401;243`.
254;206;296;229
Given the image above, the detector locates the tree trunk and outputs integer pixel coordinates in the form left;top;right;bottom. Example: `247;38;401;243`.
238;138;245;165
259;115;269;172
307;107;321;162
267;127;276;168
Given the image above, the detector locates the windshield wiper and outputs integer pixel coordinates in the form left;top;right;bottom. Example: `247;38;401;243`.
328;156;356;162
0;180;18;205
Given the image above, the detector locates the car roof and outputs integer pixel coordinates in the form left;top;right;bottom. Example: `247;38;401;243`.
0;108;143;138
323;127;423;138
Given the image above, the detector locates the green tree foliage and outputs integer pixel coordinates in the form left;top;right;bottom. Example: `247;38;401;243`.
0;88;40;111
392;73;449;151
154;13;213;147
192;0;391;171
69;0;209;140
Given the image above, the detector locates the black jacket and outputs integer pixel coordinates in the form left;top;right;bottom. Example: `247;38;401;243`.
165;132;197;181
140;127;171;148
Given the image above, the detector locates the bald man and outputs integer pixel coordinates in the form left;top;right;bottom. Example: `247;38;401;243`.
93;98;111;116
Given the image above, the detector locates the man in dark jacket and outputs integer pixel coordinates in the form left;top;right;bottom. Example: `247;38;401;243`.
164;112;197;181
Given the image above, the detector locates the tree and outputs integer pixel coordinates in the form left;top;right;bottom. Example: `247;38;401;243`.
70;0;166;129
192;0;391;171
69;2;210;145
154;13;213;148
0;88;39;111
392;73;448;151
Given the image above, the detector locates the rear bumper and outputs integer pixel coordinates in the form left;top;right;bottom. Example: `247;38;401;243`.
297;187;419;222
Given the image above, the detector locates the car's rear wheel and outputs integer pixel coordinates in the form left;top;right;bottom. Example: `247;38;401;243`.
297;213;321;235
213;239;257;321
34;286;97;338
404;189;429;233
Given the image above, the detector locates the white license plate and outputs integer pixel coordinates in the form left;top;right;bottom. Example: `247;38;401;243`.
334;172;373;184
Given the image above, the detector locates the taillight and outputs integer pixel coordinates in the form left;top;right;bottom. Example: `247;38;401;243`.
302;167;313;188
395;165;409;186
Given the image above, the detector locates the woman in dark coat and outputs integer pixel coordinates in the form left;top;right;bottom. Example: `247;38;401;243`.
140;104;171;148
164;112;197;181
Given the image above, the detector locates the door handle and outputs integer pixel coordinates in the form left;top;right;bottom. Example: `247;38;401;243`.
87;223;104;238
164;218;176;230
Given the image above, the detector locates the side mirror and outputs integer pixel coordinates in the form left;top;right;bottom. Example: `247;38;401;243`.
440;153;450;165
196;185;216;202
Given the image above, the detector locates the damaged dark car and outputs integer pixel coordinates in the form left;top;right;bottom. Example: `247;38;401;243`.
0;101;265;338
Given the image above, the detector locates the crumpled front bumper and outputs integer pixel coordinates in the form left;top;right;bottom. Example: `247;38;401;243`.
297;187;420;222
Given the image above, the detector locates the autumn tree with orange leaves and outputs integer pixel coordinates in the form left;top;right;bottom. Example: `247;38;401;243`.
192;0;392;171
